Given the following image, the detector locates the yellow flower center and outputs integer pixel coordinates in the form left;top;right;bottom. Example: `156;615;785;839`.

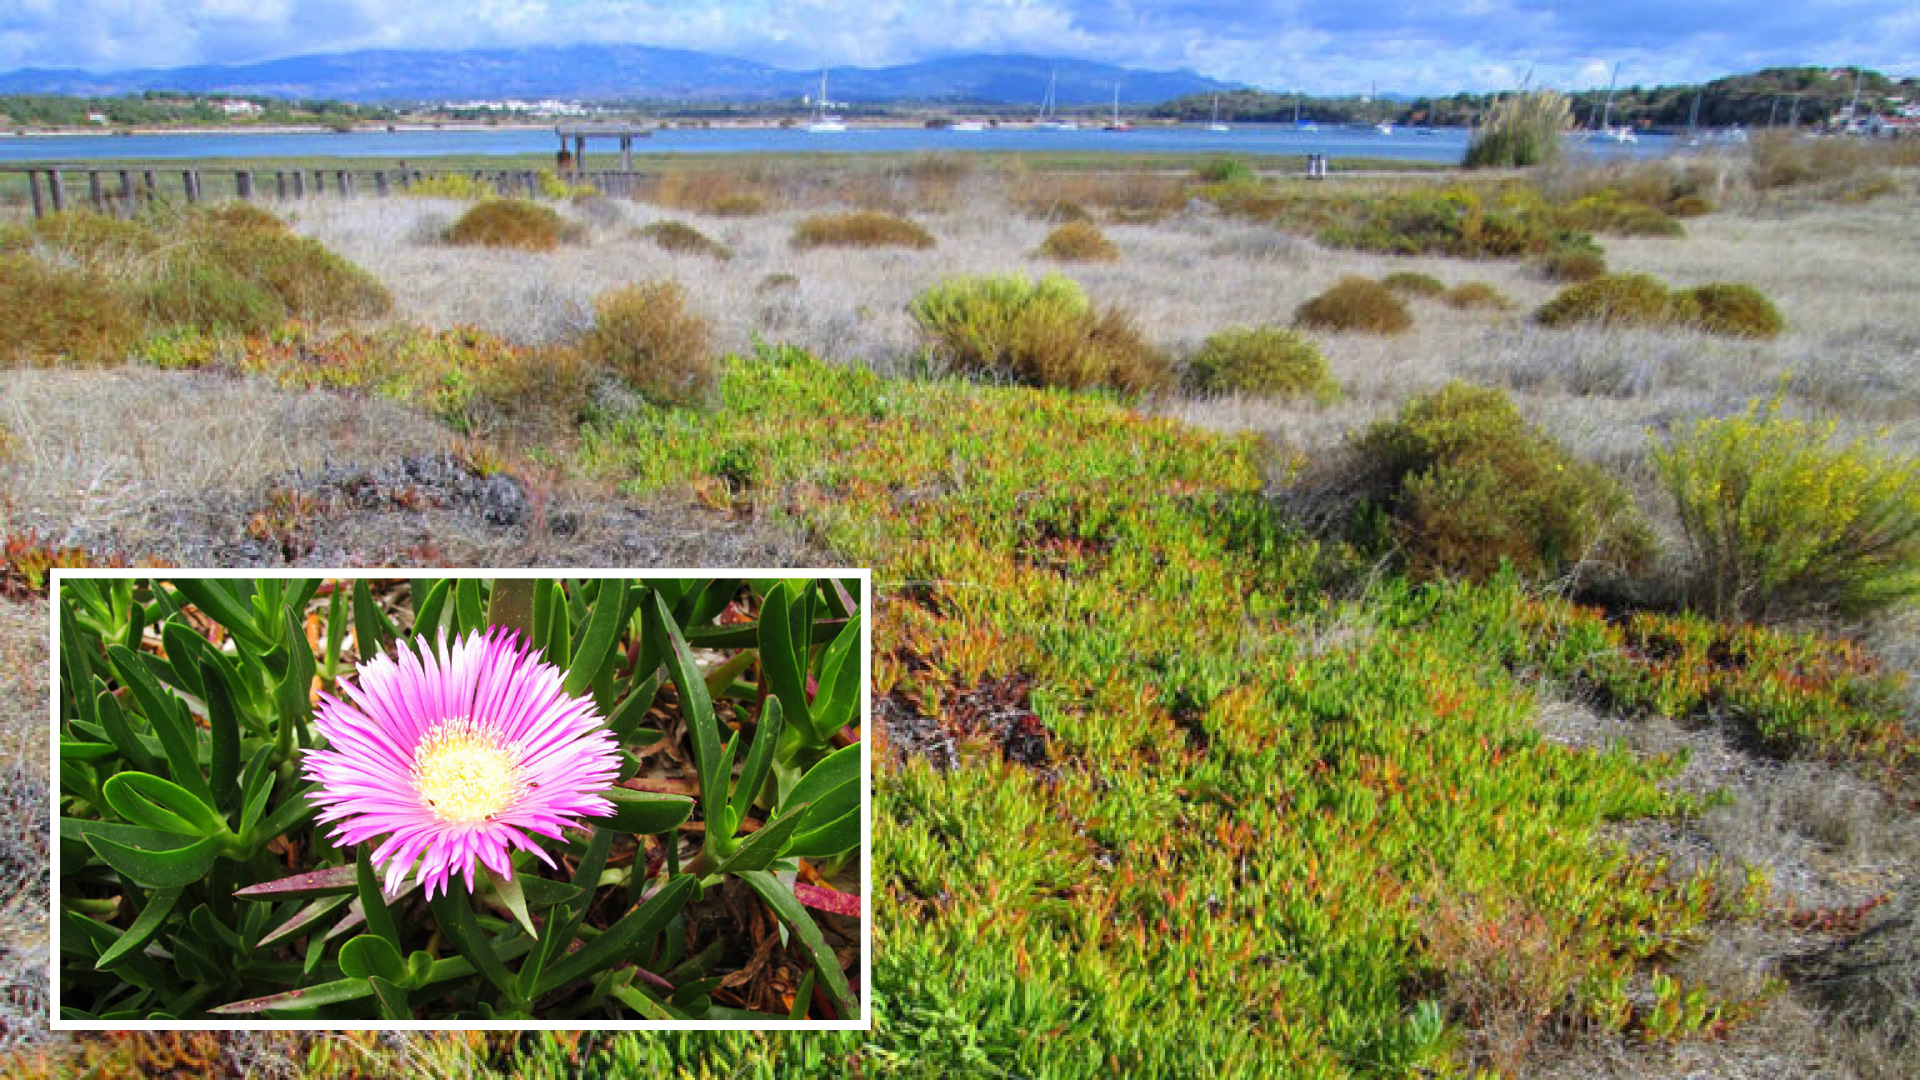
411;717;520;824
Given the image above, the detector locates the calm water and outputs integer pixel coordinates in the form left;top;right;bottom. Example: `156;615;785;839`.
0;124;1679;165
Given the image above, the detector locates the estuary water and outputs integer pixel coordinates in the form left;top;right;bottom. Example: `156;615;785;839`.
0;123;1679;165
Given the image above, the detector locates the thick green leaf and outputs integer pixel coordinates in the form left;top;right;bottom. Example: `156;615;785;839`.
785;807;861;859
516;875;586;909
645;593;729;828
94;684;157;775
256;893;352;949
60;598;98;729
591;787;696;836
784;742;861;820
813;611;865;739
564;578;627;698
95;886;184;970
369;975;411;1020
485;864;537;940
533;873;696;996
683;618;850;649
427;886;517;1001
202;660;241;813
84;832;221;889
62;816;195;849
249;781;319;842
516;826;611;1003
740;870;859;1019
357;846;402;951
59;739;116;762
171;580;272;653
160;620;209;701
274;607;316;745
711;802;812;875
107;643;216;809
208;977;374;1015
411;578;451;641
102;772;228;838
757;581;815;744
731;697;784;830
238;746;275;837
455;578;486;638
338;934;407;984
353;579;397;656
607;668;663;742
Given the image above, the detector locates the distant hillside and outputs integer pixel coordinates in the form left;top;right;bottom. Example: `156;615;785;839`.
0;46;1236;108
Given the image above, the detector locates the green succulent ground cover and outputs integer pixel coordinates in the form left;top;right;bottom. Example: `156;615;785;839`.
551;345;1907;1076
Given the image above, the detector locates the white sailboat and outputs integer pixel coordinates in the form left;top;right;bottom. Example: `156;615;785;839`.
1035;70;1078;130
1103;83;1132;132
1206;94;1229;132
806;71;846;133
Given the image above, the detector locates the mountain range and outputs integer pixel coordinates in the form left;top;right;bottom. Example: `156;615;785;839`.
0;46;1238;107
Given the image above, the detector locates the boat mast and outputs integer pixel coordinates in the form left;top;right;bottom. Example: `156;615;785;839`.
1600;61;1620;131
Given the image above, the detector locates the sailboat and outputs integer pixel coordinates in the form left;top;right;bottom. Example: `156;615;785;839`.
1293;94;1317;132
1035;70;1077;130
1206;94;1230;132
806;71;846;133
1103;83;1132;132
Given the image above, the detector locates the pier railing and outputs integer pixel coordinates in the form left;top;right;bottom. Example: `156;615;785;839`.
0;166;654;218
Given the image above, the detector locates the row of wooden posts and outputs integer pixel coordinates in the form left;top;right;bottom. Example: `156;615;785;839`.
2;167;656;219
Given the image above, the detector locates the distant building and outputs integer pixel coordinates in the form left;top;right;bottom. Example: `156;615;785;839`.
213;98;263;116
85;112;108;124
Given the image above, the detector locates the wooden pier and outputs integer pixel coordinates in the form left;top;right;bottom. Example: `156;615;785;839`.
1;165;657;218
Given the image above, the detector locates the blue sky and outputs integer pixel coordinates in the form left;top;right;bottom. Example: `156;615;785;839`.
2;1;1914;94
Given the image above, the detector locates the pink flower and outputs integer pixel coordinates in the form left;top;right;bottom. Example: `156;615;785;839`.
304;627;621;899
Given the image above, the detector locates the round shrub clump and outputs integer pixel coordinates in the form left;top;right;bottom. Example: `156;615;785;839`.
0;254;143;367
1540;246;1608;282
582;280;716;408
1535;273;1692;330
1294;276;1413;335
638;219;731;259
790;211;935;250
1036;221;1120;262
1185;326;1339;402
1684;282;1784;340
1443;282;1512;311
910;273;1167;394
1357;381;1653;583
1380;271;1447;298
447;199;576;251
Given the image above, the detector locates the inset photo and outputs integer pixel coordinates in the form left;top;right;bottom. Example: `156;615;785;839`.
51;572;868;1029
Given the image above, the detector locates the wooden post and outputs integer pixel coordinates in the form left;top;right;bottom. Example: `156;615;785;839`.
118;170;134;215
336;170;350;196
620;135;632;171
48;169;65;212
292;171;306;199
142;171;156;201
276;171;288;200
28;171;44;219
183;170;198;203
375;171;389;196
313;170;325;195
87;171;104;212
236;171;253;200
575;135;586;174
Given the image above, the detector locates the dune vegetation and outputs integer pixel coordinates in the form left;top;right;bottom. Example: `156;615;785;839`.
4;143;1919;1078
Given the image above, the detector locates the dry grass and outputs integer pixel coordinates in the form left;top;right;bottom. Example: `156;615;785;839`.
1036;220;1121;262
790;211;937;251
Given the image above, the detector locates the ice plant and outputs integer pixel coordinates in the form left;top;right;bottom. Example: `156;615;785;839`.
304;627;621;898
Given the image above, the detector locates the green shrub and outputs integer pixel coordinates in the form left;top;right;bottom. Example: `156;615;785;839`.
1444;282;1512;310
638;219;731;259
1535;273;1693;330
1381;271;1447;297
582;281;717;408
1036;220;1120;262
446;199;576;251
29;209;159;266
1667;195;1715;217
910;273;1167;394
1184;326;1338;401
0;254;143;367
1358;382;1653;582
1196;158;1255;185
1684;282;1783;340
790;211;935;250
139;246;286;334
1653;396;1920;621
1540;237;1608;282
1557;192;1684;237
409;172;493;200
1294;276;1413;335
1464;90;1571;169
